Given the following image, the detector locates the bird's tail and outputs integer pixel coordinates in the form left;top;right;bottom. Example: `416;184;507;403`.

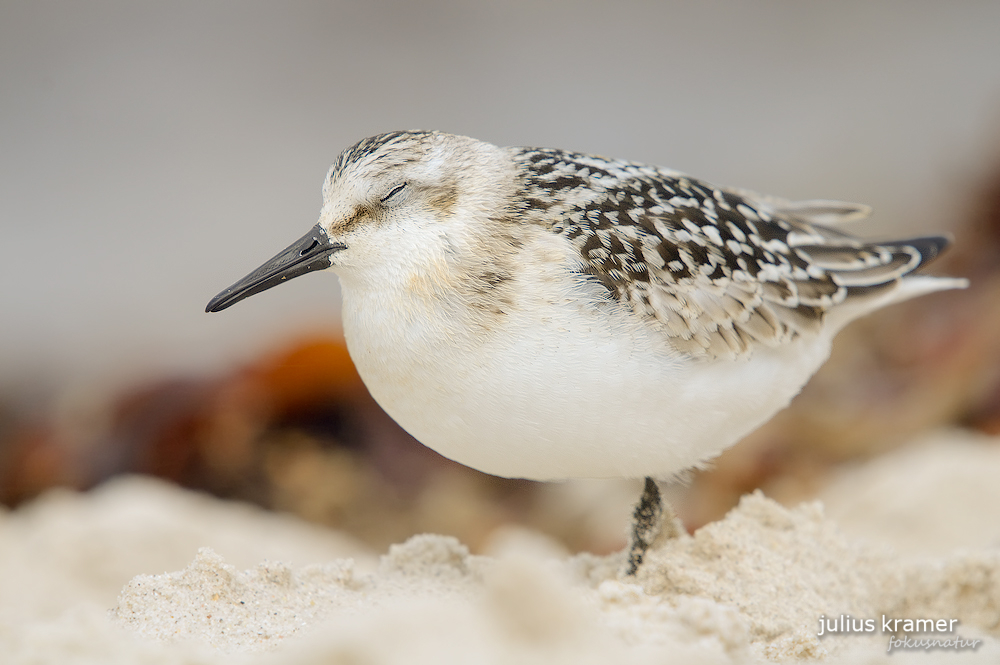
817;235;967;333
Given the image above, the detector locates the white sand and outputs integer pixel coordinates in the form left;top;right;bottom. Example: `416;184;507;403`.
820;430;1000;557
3;431;1000;663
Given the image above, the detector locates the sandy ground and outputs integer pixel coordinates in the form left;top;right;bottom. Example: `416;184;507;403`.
2;430;1000;664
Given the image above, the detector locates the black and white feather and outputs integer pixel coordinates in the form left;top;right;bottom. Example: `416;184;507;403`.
511;147;950;360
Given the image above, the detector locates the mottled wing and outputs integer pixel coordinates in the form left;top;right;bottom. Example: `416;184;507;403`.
515;148;946;360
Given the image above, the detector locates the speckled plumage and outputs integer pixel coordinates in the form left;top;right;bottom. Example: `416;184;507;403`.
209;130;965;485
508;145;946;360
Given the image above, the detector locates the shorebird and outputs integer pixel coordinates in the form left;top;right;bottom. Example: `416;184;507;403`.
207;131;965;574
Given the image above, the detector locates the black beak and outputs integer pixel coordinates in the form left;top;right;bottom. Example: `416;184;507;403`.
205;225;346;313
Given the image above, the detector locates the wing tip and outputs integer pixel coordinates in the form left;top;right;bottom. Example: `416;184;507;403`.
777;199;873;226
899;235;952;271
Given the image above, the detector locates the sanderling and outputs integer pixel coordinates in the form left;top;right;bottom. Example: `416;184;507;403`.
207;130;965;573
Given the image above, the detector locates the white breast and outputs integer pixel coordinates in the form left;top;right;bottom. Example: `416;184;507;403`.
336;230;833;481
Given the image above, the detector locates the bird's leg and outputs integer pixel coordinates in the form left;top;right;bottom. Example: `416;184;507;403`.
624;476;682;576
624;477;662;576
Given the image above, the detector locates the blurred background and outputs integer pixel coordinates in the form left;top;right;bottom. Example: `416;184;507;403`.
2;0;1000;556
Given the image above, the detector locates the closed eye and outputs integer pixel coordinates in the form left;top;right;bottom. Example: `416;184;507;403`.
381;182;407;203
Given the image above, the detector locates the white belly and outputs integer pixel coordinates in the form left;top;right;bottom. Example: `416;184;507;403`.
338;272;832;481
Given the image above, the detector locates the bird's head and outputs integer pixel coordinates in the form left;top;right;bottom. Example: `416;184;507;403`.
206;130;511;313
